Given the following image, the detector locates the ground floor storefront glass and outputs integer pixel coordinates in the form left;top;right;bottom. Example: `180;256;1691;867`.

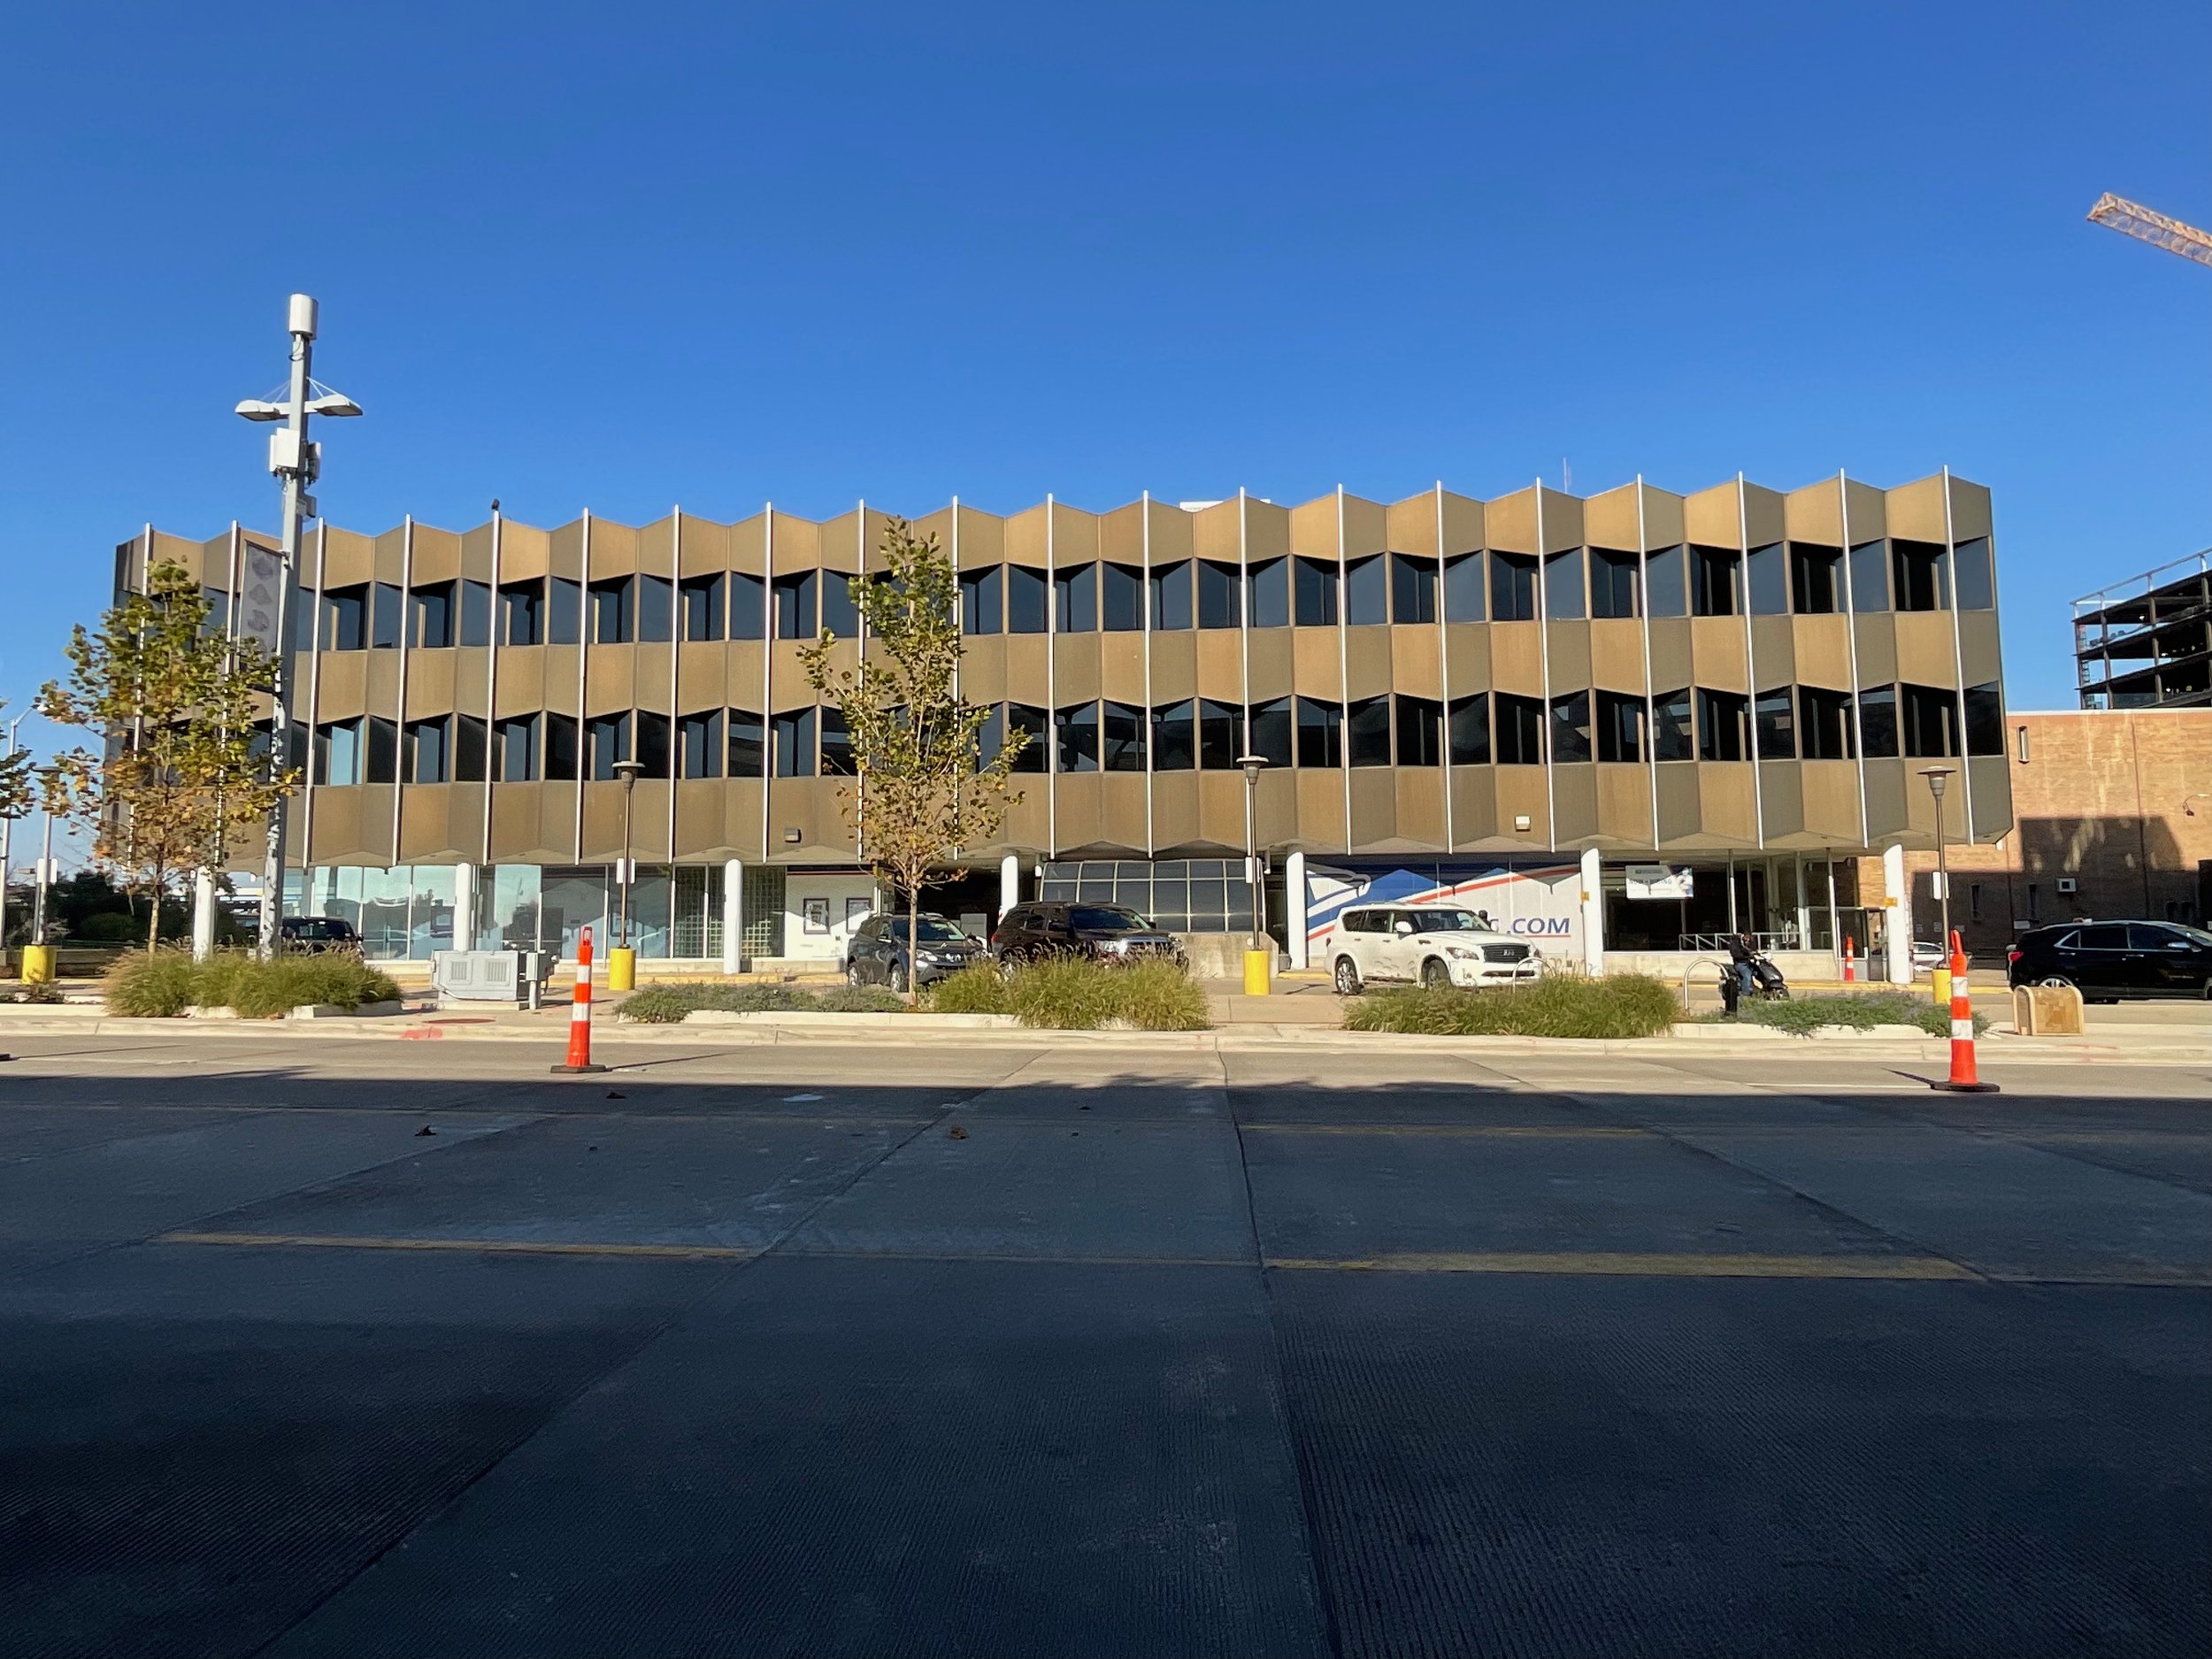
287;864;729;961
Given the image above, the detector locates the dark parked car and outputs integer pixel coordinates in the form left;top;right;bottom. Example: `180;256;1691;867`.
844;912;987;992
992;902;1184;966
279;916;361;954
2007;920;2212;1002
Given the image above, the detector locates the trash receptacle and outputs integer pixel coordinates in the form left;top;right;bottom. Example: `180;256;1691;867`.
20;945;56;985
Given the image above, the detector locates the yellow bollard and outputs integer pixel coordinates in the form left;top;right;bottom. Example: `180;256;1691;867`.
607;947;636;994
20;944;56;985
1931;964;1951;1007
1242;948;1271;996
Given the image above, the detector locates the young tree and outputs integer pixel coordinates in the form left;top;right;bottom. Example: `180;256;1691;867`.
0;702;33;824
37;560;297;951
802;518;1027;1001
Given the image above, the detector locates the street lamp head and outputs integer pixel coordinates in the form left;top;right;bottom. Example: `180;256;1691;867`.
1235;753;1269;786
305;393;363;418
1918;765;1954;800
612;758;646;793
234;399;288;422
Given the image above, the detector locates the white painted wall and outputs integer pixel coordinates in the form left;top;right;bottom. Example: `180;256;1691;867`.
782;872;878;963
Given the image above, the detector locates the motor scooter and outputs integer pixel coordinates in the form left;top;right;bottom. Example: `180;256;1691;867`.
1719;935;1789;1014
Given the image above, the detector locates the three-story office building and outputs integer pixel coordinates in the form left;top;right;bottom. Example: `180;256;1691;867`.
123;469;2009;975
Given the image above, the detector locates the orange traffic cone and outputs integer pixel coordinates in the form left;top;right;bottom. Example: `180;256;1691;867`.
1932;929;1997;1094
552;924;608;1074
1842;937;1855;984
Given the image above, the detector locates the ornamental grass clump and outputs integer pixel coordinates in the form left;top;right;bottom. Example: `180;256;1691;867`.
926;956;1211;1030
1709;988;1987;1038
1343;973;1678;1039
103;949;400;1018
616;981;904;1024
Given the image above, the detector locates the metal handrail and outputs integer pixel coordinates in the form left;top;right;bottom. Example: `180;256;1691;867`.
1680;930;1801;954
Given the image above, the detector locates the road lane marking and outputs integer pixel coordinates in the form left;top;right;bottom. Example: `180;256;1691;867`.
1241;1124;1647;1138
1265;1251;1983;1281
161;1231;756;1260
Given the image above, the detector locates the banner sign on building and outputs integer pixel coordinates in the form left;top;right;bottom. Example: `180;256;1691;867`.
1624;864;1694;901
1303;860;1583;959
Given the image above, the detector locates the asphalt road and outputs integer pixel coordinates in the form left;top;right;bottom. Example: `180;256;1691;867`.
2;1032;2207;1657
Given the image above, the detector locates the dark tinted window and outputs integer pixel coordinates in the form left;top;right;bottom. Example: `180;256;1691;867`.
772;707;815;776
1198;700;1241;769
1847;540;1889;611
772;572;817;639
455;714;488;781
1294;557;1339;626
1965;681;2003;756
1902;683;1958;757
680;710;722;778
1653;687;1694;761
544;711;580;779
1345;556;1388;626
1054;702;1098;772
1395;695;1441;765
1448;694;1489;764
1590;549;1639;618
1645;546;1687;618
588;712;629;779
1197;560;1240;628
1548;691;1591;763
499;580;541;646
1697;688;1748;762
590;576;633;644
818;707;852;776
959;565;1002;635
1596;691;1644;762
1054;564;1096;633
1892;541;1948;611
1347;695;1391;766
1150;561;1193;630
1800;687;1855;759
728;572;766;640
819;571;858;640
1442;553;1484;622
1151;701;1195;771
371;583;403;649
411;581;454;649
726;710;764;776
1491;553;1538;622
636;574;674;643
2076;924;2128;951
680;574;725;641
1248;557;1289;627
1071;906;1146;932
1542;549;1585;620
1747;542;1787;615
1102;563;1143;632
1102;701;1146;771
1954;537;1994;610
2128;924;2185;950
1755;687;1795;759
1008;566;1048;634
1295;697;1340;767
1006;703;1048;772
548;578;582;644
1249;696;1294;768
1691;547;1740;617
1858;685;1899;757
636;710;672;778
1790;544;1842;614
1390;555;1437;624
1495;693;1545;764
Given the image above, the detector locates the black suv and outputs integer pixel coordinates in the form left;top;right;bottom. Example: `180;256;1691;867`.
843;912;986;992
2007;920;2212;1002
992;902;1184;966
278;916;361;954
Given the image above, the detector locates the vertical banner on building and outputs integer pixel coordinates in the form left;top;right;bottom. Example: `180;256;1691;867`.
1302;860;1584;960
237;542;289;657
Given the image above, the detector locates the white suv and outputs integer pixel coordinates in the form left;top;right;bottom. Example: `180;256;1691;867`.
1329;905;1541;995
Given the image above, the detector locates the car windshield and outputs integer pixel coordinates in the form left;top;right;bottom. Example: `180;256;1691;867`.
1402;910;1485;932
2165;923;2212;948
1070;906;1150;932
887;916;965;941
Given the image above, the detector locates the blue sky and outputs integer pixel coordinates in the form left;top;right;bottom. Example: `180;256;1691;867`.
1;0;2205;734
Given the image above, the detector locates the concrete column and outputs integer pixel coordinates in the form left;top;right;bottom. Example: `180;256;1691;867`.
722;858;744;974
451;863;478;955
1578;847;1604;975
191;869;217;962
998;852;1020;920
1793;856;1811;953
1883;841;1911;985
1286;850;1309;968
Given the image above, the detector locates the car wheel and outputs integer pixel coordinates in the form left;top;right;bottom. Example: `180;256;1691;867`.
1420;956;1448;990
890;962;908;994
1333;955;1363;996
846;961;865;987
2036;976;2075;993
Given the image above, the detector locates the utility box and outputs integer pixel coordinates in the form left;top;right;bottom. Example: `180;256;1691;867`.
2013;983;2085;1037
432;949;546;1005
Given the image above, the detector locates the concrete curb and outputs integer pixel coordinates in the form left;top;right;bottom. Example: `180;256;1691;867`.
2;1007;2208;1064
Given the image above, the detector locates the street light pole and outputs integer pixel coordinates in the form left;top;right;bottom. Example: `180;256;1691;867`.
1236;754;1269;950
0;709;29;960
32;772;57;946
235;296;362;960
612;757;644;949
1920;765;1955;1003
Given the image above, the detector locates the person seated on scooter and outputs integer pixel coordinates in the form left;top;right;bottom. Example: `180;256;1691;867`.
1724;934;1759;1002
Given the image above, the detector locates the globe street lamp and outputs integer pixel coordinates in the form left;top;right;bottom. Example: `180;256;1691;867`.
235;296;362;959
1236;753;1270;995
1919;764;1956;1005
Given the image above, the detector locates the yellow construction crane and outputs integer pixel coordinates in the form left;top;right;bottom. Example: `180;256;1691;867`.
2086;193;2212;267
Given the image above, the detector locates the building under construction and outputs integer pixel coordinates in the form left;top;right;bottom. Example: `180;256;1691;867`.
2075;552;2212;709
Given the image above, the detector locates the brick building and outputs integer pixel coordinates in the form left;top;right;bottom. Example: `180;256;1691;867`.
1863;708;2212;959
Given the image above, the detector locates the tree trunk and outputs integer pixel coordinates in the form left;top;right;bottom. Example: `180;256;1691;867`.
146;877;162;953
904;889;920;1007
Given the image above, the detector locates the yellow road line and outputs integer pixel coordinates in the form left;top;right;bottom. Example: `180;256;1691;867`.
161;1231;755;1260
1265;1251;1982;1281
1241;1124;1647;1138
